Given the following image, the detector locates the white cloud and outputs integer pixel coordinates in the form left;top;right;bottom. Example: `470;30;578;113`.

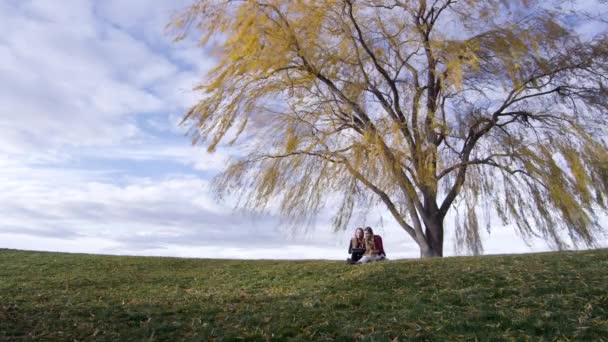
1;152;601;259
0;0;208;156
0;158;353;259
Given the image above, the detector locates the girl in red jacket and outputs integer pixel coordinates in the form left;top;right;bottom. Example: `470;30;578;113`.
357;227;386;264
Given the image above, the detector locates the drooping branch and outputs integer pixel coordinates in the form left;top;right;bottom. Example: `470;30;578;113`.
344;0;415;150
342;161;420;240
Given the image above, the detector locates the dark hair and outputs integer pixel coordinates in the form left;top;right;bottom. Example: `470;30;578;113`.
364;226;373;234
354;227;364;237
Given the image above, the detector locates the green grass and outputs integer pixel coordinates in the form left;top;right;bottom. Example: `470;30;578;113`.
1;249;607;341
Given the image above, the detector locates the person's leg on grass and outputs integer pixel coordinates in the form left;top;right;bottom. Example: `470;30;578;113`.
360;255;382;263
357;256;371;264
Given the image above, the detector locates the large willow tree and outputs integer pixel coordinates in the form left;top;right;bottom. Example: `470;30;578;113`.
171;0;608;257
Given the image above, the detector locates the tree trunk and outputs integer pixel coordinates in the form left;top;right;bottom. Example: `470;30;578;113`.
420;215;444;258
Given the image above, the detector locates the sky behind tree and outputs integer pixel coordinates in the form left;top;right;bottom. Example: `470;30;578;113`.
1;0;606;259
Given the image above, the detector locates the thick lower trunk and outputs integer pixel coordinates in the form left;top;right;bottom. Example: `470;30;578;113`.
419;216;444;258
420;245;442;258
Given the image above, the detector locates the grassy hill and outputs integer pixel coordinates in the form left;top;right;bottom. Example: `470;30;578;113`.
1;249;607;341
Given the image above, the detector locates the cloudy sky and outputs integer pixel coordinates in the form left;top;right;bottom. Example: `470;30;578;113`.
1;0;606;260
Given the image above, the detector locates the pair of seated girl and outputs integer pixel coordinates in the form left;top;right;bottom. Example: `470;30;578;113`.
347;226;386;264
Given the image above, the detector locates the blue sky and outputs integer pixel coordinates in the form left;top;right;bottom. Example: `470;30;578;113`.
1;0;605;259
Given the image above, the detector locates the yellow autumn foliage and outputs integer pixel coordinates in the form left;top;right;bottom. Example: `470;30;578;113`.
170;0;608;258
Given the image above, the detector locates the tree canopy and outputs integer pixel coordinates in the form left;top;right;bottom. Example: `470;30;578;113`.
170;0;608;257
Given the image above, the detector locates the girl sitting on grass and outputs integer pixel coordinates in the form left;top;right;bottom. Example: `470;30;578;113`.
347;227;365;263
357;227;386;264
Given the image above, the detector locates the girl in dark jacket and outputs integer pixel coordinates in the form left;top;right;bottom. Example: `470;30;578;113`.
347;227;365;263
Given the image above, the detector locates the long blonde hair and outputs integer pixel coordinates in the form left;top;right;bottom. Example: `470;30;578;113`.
363;227;378;255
